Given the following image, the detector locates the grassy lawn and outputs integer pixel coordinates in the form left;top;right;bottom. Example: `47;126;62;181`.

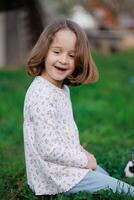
0;50;134;199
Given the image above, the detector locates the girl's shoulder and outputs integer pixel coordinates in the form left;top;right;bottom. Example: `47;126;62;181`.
24;76;70;103
24;76;50;102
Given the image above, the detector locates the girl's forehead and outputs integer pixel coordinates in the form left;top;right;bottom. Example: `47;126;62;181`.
50;29;76;51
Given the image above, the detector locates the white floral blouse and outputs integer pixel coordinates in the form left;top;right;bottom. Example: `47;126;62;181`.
23;76;90;195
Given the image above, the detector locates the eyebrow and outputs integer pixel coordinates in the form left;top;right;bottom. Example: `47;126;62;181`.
51;46;75;52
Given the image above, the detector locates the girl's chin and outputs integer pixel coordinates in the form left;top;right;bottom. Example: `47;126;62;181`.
52;73;68;81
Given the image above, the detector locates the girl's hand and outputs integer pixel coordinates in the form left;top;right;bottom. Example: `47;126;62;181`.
85;152;97;170
80;146;97;170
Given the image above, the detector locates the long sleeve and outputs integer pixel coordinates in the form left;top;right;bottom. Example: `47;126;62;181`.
30;95;88;169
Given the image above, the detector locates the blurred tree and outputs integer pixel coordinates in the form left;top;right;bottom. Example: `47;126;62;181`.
92;0;134;17
0;0;46;66
44;0;87;17
0;0;44;46
44;0;134;19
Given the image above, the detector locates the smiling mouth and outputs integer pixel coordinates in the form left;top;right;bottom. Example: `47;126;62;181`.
54;66;67;71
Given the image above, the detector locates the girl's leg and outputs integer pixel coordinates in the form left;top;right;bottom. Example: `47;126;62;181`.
95;165;109;175
63;170;134;196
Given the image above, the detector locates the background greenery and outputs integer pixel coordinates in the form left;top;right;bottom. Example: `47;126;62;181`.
0;50;134;199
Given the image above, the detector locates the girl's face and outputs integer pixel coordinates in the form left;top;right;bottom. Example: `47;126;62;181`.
42;29;76;88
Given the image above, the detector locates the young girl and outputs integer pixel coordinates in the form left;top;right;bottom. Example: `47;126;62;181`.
23;18;134;197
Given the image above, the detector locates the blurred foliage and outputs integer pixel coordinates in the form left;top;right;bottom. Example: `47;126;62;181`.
44;0;134;18
44;0;87;16
98;0;134;17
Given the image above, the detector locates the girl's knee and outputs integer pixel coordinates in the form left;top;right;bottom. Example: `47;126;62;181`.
96;165;109;176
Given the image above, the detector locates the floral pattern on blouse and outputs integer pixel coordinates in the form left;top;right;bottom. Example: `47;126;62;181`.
23;76;90;195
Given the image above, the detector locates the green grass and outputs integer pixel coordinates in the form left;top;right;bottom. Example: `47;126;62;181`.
0;50;134;199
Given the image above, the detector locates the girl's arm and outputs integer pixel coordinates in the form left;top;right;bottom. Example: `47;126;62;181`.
29;99;89;169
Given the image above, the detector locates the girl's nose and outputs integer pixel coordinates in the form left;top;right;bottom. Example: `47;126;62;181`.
59;54;68;64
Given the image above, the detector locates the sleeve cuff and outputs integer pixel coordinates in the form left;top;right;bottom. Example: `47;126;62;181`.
78;151;88;168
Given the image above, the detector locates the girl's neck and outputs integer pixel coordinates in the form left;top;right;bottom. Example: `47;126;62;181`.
41;72;64;89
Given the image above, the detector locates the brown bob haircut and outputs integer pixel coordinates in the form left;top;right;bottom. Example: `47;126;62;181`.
26;17;99;86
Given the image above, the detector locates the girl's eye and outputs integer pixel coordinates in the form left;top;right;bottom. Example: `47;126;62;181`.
53;51;60;54
69;54;75;58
